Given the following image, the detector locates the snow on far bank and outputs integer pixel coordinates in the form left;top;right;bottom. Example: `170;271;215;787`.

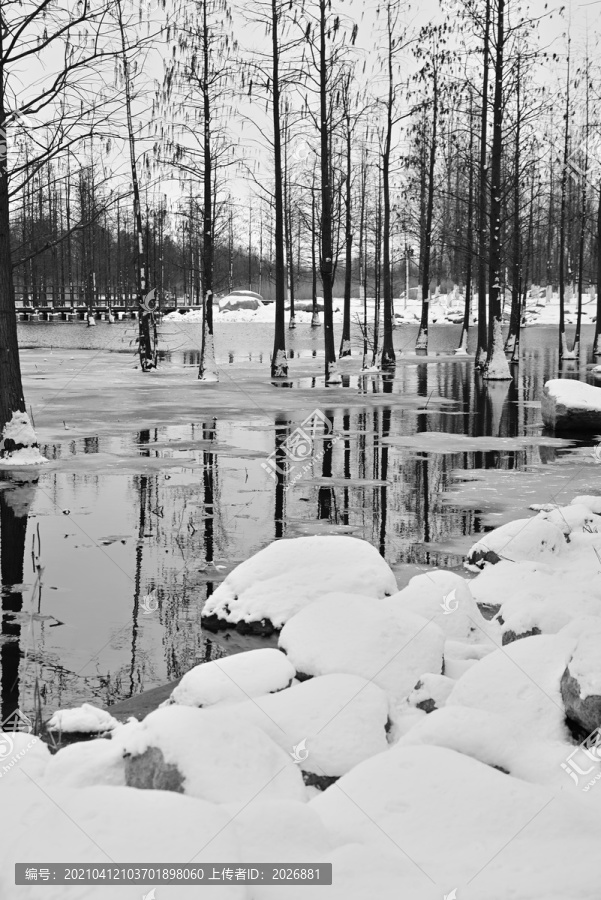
201;535;397;630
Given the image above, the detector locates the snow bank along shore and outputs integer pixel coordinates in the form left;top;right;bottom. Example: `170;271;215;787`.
3;499;601;897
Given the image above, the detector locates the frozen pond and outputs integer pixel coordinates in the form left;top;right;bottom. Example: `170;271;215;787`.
2;320;600;722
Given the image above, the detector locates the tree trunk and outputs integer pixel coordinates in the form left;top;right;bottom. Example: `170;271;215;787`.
483;0;511;381
416;71;438;353
339;105;352;357
456;94;474;355
198;0;218;381
594;182;601;355
0;29;39;456
319;0;340;384
270;0;288;376
381;2;396;368
311;178;320;326
118;2;155;371
558;46;570;360
476;0;491;367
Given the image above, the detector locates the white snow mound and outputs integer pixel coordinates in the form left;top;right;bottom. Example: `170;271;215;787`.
169;648;295;707
202;535;397;628
278;593;444;704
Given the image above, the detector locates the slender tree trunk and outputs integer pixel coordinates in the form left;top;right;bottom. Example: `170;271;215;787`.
381;1;396;368
117;3;155;370
319;0;340;383
339;103;352;356
476;0;491;367
199;0;218;381
484;0;511;380
558;45;570;359
505;56;521;355
594;182;601;355
311;176;320;326
416;71;438;353
457;94;474;355
270;0;288;376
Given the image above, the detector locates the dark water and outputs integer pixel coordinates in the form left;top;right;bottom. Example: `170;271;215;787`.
2;321;599;724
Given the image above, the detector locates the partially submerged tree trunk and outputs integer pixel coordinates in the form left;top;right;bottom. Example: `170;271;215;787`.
457;99;475;356
198;0;218;382
476;0;491;368
270;0;288;375
0;34;42;460
381;1;396;369
319;0;340;384
483;0;511;381
339;90;352;358
416;70;438;353
117;1;156;372
558;38;571;360
594;181;601;355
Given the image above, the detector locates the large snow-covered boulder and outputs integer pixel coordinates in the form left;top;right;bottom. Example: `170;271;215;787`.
542;378;601;431
201;536;398;632
278;593;444;704
113;705;305;806
43;737;126;789
310;743;601;896
0;786;244;900
561;631;601;737
388;570;488;641
218;674;390;783
0;732;50;782
446;633;577;741
398;705;524;772
167;648;295;707
465;515;566;571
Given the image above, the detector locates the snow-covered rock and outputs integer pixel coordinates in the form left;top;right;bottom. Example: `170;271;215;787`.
465;515;566;570
571;495;601;516
0;412;47;465
167;648;295;707
0;786;244;899
113;705;305;807
310;743;601;897
0;732;49;782
47;703;119;734
388;569;489;641
218;674;390;782
446;633;576;741
542;378;601;431
278;593;444;704
540;503;601;536
43;737;125;788
561;632;601;736
407;674;456;713
398;705;524;772
201;536;397;632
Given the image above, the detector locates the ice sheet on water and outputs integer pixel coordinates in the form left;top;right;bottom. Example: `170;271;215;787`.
382;432;573;453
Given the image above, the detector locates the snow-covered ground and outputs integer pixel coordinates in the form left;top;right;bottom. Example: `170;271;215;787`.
3;494;601;897
164;289;598;328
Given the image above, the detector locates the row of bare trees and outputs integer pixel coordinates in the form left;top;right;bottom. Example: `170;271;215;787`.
2;0;601;450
